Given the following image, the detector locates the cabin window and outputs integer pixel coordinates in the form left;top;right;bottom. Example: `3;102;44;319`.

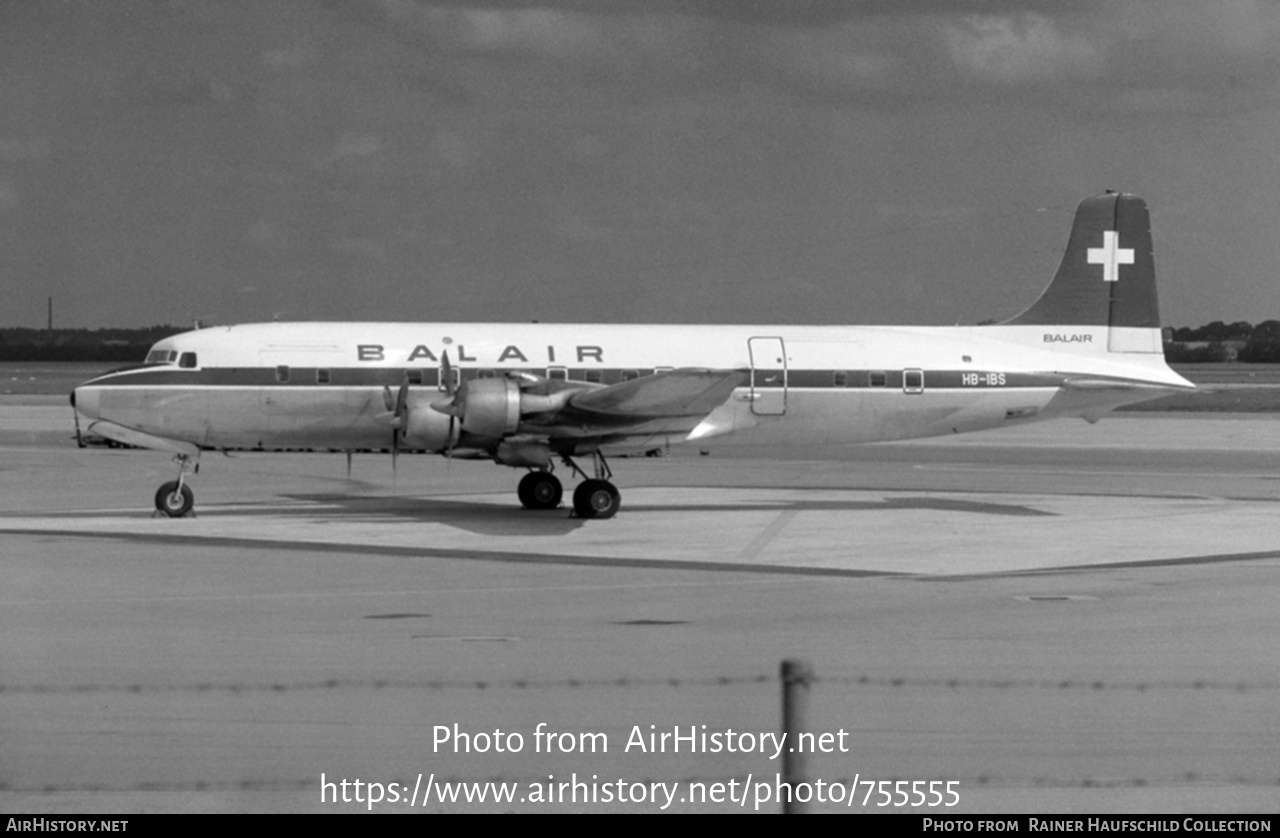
407;369;423;385
477;369;497;379
621;369;640;382
276;365;290;384
903;369;924;394
868;371;887;388
833;371;848;387
316;368;331;384
178;352;197;369
547;367;568;381
585;369;603;384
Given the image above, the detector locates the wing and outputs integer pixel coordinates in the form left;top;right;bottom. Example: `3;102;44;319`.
521;368;748;436
569;368;748;417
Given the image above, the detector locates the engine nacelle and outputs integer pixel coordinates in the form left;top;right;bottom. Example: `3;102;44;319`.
402;392;460;451
457;378;522;438
495;441;552;468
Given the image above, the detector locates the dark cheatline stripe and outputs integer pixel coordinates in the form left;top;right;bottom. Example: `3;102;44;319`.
80;366;1072;391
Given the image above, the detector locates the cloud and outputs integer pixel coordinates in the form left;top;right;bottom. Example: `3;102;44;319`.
941;12;1101;85
262;44;315;70
0;180;17;212
372;0;607;58
0;136;48;162
455;7;603;58
750;22;901;96
1151;0;1280;60
319;133;383;167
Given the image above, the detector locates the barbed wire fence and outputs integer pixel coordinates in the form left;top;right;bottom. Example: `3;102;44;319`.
5;661;1279;807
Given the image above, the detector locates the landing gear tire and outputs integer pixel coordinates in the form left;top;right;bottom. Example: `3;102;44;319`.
518;472;563;510
572;479;620;520
155;482;194;518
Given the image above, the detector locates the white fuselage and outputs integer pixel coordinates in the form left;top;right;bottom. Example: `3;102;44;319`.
73;321;1192;456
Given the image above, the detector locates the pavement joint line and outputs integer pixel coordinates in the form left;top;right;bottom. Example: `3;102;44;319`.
0;527;907;579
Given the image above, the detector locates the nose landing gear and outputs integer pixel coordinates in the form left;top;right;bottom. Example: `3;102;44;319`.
153;453;198;518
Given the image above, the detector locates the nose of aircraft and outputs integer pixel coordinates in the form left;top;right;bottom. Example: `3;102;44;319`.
72;385;100;420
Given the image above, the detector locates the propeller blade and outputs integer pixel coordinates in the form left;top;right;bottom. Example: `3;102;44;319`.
504;369;544;387
441;350;456;398
391;380;410;480
395;380;409;418
436;352;460;464
429;398;465;417
391;423;398;478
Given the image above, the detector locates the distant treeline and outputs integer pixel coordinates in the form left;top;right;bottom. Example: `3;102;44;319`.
0;327;183;362
1165;320;1280;363
3;321;1280;363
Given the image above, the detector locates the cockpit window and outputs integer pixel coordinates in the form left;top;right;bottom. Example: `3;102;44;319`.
178;352;197;369
146;349;177;364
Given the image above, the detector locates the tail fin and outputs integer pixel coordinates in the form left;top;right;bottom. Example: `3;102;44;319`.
1005;192;1161;351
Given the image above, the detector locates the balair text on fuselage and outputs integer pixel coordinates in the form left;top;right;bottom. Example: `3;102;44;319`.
355;343;605;364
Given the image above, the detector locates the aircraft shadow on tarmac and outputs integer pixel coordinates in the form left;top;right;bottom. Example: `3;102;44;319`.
193;490;1056;538
630;495;1057;517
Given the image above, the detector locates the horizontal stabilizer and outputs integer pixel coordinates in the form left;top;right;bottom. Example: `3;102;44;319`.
1061;376;1191;392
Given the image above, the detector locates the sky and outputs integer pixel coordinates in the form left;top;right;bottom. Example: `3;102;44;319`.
2;0;1278;329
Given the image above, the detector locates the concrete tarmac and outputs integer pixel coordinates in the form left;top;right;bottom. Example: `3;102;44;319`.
3;404;1280;814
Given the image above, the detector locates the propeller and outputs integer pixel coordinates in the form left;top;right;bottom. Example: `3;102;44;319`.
441;350;457;399
429;355;574;449
382;380;410;478
437;351;458;459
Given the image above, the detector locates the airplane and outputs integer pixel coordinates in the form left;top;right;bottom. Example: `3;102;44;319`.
71;191;1194;519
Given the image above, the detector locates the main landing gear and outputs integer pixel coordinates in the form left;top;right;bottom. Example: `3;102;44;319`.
153;453;198;518
566;450;620;520
516;450;621;519
572;478;620;520
517;471;563;510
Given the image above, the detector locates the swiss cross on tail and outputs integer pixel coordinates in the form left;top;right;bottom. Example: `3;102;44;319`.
1002;193;1160;329
1087;231;1134;283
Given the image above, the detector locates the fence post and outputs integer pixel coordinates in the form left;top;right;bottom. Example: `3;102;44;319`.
780;658;812;813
